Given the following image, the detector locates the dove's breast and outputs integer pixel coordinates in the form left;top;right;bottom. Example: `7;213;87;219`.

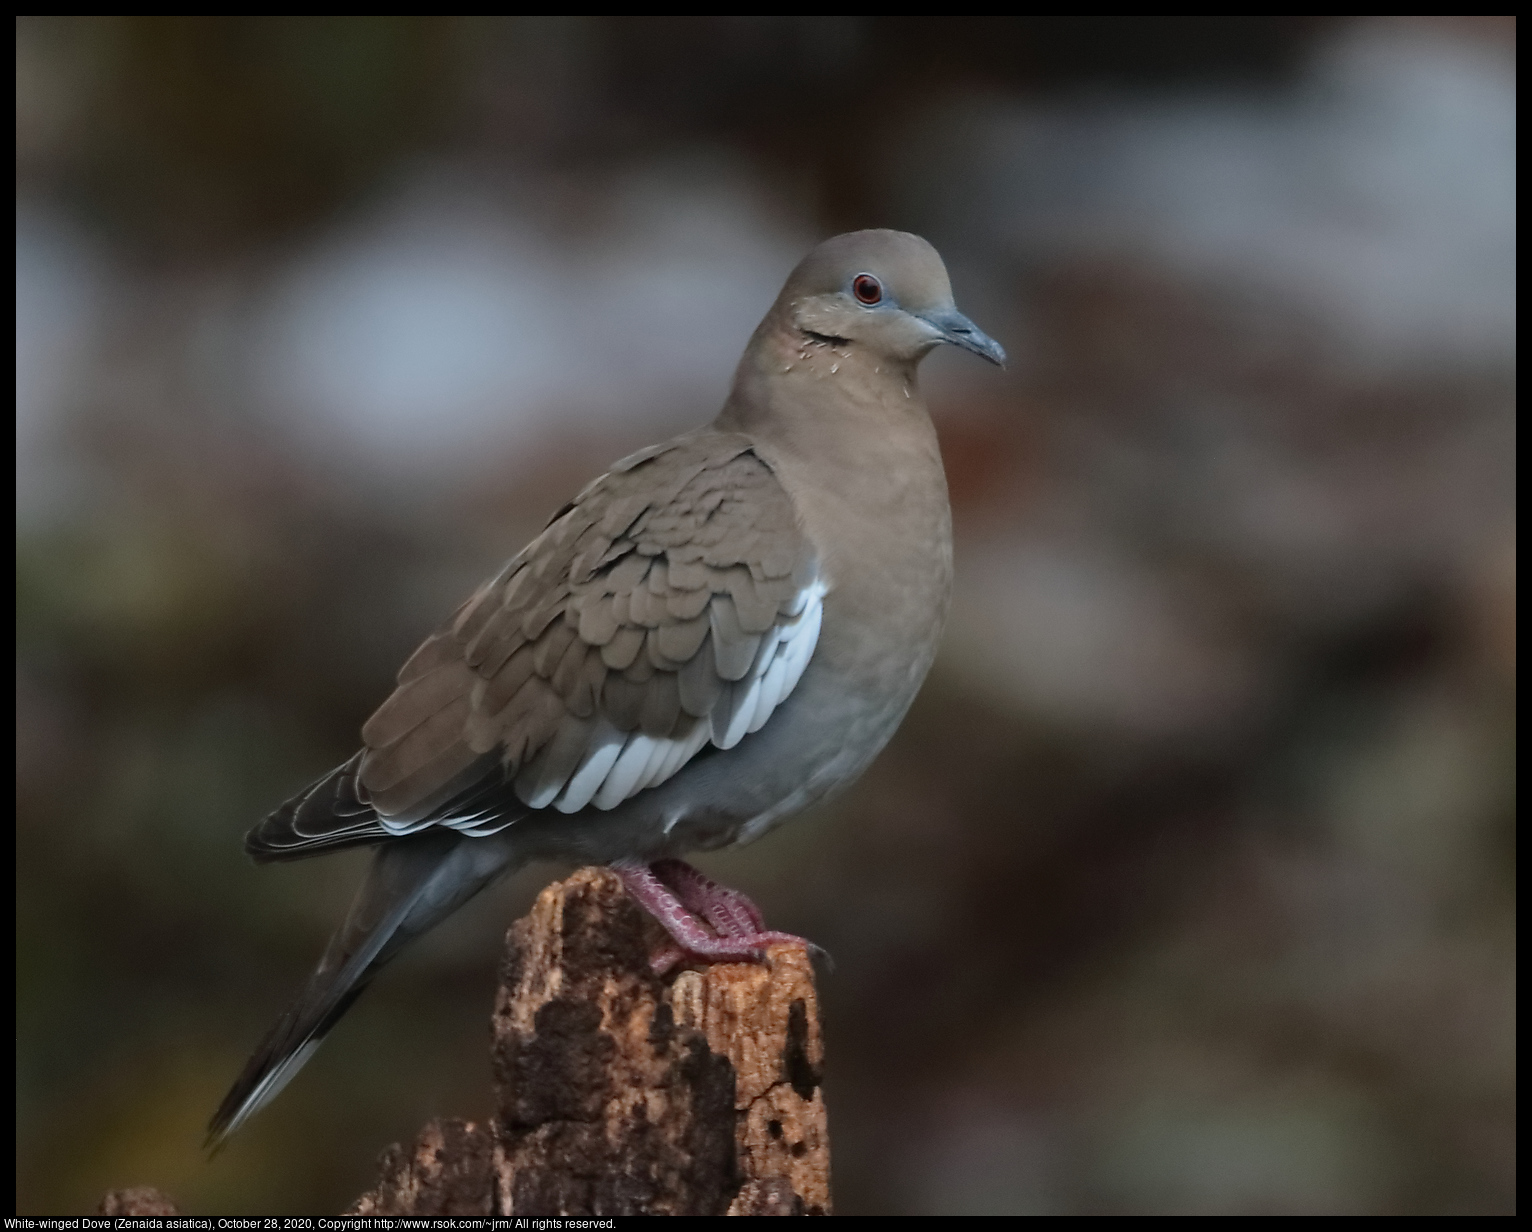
722;392;955;823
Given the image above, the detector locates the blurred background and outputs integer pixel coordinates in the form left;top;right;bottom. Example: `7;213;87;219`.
16;16;1515;1216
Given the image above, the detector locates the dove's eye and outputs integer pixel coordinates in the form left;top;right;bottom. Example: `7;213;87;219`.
852;274;883;305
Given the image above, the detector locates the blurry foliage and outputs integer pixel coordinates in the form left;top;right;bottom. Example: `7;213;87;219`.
15;15;1515;1217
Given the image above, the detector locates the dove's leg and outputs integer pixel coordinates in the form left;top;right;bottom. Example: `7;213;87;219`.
651;857;766;937
611;860;815;975
655;861;825;966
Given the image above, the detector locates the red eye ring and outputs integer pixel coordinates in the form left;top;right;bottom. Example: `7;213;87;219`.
852;273;883;305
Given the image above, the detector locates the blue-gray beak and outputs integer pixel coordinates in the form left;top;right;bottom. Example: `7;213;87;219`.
923;307;1006;367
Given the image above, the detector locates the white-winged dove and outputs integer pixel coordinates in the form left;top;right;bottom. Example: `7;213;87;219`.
209;229;1004;1146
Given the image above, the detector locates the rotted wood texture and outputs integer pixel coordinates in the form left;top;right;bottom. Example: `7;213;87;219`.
98;1187;179;1215
354;866;830;1216
347;1117;494;1216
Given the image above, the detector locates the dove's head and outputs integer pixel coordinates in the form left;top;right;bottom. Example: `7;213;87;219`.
778;229;1005;368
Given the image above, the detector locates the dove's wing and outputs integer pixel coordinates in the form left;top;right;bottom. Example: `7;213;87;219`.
247;431;824;859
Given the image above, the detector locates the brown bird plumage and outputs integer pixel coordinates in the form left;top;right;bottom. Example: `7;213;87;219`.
359;434;818;821
211;228;1004;1147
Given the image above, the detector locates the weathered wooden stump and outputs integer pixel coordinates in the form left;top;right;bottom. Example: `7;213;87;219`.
350;866;830;1216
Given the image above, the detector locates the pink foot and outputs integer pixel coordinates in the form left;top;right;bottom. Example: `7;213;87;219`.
612;860;819;975
651;858;768;937
647;942;689;978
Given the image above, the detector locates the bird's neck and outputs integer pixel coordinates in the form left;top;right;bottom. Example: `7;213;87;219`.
715;318;951;604
716;318;935;468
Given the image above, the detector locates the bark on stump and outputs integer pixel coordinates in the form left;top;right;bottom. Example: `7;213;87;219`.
98;1188;179;1215
348;1117;494;1216
352;866;830;1215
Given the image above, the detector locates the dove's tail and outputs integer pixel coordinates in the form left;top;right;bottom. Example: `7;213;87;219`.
206;829;522;1149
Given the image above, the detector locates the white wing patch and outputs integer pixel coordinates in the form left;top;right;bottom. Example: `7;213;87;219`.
434;576;827;828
